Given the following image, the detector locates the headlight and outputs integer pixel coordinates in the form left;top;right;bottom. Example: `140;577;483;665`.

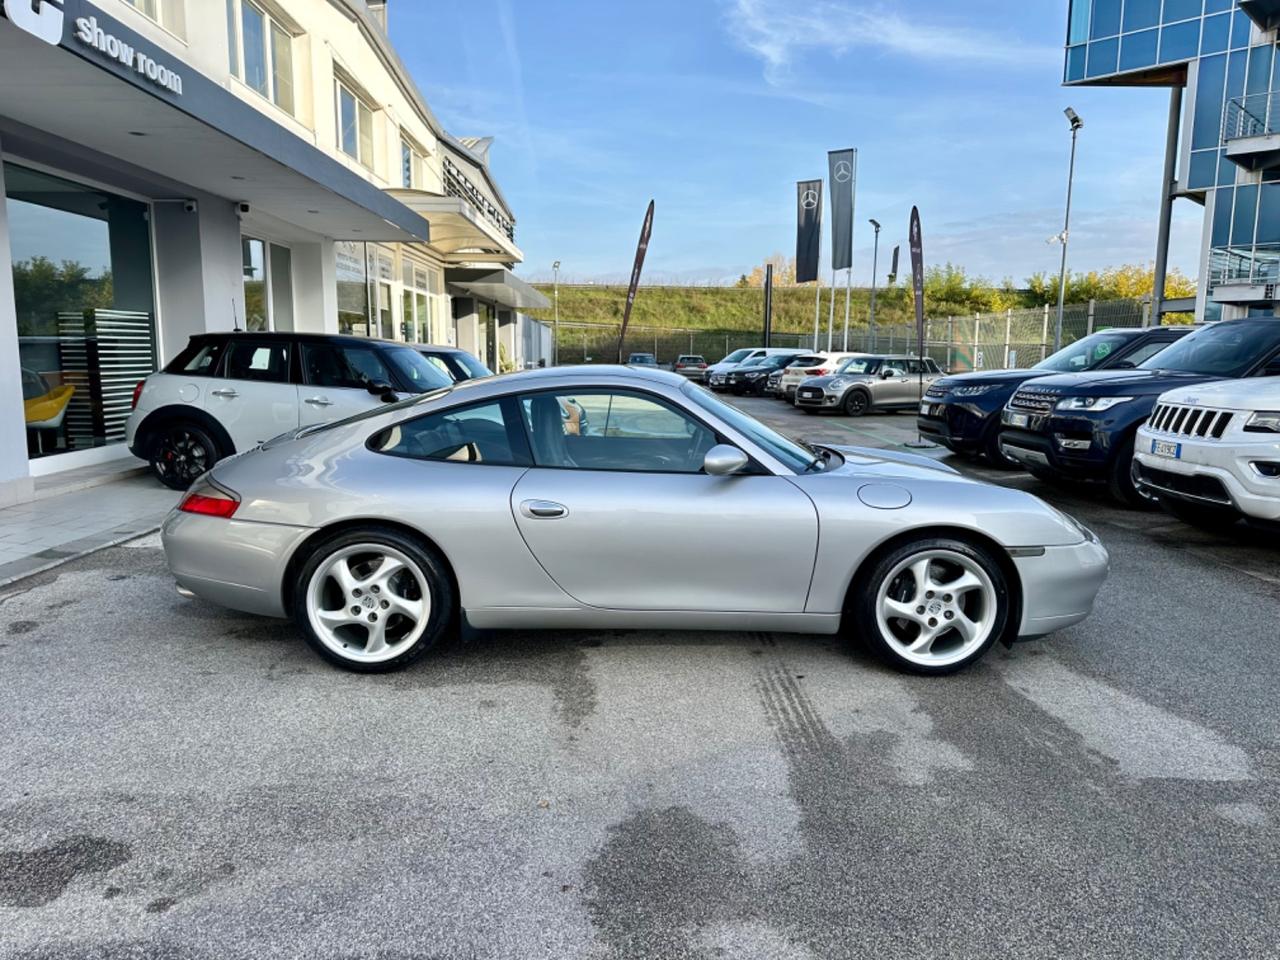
1245;411;1280;433
746;371;767;380
952;385;994;397
1055;396;1131;412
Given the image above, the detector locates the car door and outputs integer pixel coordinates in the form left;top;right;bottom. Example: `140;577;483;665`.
298;340;395;427
509;387;819;612
202;338;299;450
874;359;912;405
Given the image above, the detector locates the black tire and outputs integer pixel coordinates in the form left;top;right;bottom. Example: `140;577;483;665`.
1159;495;1240;530
982;424;1020;470
293;526;455;673
843;389;871;417
148;422;222;490
1107;436;1158;510
852;536;1012;676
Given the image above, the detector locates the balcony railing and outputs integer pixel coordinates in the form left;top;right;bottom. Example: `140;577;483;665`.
1223;94;1278;143
1208;243;1280;286
443;157;515;243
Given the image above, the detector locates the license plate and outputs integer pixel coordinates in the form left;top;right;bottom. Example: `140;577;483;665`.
1151;439;1181;459
1006;412;1029;428
920;401;931;414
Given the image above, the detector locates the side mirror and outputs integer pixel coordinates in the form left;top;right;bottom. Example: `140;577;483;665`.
366;380;397;402
881;370;894;379
704;444;750;476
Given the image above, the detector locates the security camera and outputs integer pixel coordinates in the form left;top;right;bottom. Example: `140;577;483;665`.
183;200;198;214
237;202;250;215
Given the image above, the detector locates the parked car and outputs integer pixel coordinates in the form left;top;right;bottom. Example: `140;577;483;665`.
999;318;1280;507
413;345;492;382
628;352;659;366
163;365;1107;676
726;353;807;396
765;368;786;397
918;327;1192;466
673;355;708;380
706;347;803;390
796;355;945;416
1133;376;1280;529
778;352;866;402
128;333;453;490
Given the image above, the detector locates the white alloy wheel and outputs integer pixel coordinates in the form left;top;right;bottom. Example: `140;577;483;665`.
305;543;431;665
874;548;999;669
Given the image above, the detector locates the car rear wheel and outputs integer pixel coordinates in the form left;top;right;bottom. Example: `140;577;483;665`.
1159;495;1240;530
843;390;871;417
149;422;221;490
855;537;1011;675
294;528;454;673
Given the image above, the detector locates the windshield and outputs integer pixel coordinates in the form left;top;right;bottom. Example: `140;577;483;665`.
837;357;881;376
720;349;752;365
1138;321;1280;377
386;346;454;392
1034;332;1136;373
452;352;493;379
682;382;815;473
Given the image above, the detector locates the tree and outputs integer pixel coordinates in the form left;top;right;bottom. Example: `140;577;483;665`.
11;257;113;336
1025;263;1196;305
745;253;799;287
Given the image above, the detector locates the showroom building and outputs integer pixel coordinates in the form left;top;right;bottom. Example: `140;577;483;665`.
0;0;548;504
1065;0;1280;321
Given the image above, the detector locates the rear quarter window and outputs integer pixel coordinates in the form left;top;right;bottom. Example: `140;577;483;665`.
166;340;224;376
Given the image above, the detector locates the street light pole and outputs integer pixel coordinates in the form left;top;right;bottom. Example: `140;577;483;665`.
552;260;561;366
1055;108;1084;353
868;219;882;352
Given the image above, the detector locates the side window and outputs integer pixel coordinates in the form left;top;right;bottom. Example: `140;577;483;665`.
924;358;942;374
221;340;290;383
1261;353;1280;377
519;390;717;473
370;401;526;466
1123;340;1175;367
420;354;455;380
904;359;925;375
882;362;907;378
303;342;392;389
168;340;224;376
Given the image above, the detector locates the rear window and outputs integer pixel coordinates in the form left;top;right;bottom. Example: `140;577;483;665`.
788;356;825;368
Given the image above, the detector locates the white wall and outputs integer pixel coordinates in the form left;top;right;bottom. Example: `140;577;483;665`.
0;135;35;504
292;238;338;333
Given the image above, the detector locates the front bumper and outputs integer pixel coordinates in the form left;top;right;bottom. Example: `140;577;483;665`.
1014;538;1110;637
1133;428;1280;521
707;374;728;390
917;399;986;450
162;510;311;618
999;420;1110;479
795;387;843;409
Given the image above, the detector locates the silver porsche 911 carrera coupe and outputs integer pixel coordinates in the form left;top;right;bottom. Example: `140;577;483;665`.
162;366;1108;675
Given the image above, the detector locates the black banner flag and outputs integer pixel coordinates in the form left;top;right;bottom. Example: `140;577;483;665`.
763;263;774;346
889;244;900;285
827;149;855;271
795;180;823;284
616;199;655;363
909;206;926;408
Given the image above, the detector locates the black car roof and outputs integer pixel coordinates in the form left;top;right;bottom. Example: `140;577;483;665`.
188;331;415;348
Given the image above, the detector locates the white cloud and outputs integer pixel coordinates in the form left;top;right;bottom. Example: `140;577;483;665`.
725;0;1060;83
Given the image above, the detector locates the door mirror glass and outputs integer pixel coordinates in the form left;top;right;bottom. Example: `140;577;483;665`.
704;444;749;476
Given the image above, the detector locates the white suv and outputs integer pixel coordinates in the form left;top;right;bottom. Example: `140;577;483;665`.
1134;376;1280;528
127;333;457;489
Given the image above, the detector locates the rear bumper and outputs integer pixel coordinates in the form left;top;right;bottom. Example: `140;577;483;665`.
1015;538;1110;638
162;510;311;618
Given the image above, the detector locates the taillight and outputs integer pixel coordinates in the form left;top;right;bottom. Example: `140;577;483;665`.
131;380;145;409
806;368;824;375
178;477;240;518
675;363;686;369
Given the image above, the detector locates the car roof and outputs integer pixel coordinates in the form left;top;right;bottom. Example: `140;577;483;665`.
189;331;411;348
485;364;687;387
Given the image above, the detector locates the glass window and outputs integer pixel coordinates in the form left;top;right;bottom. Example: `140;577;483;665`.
683;383;816;473
1140;321;1280;377
271;22;293;114
1201;12;1231;54
1066;45;1087;83
1159;20;1200;63
419;353;454;380
1120;29;1159;73
168;340;225;376
226;0;238;75
1192;54;1227;150
520;390;717;473
269;243;293;332
1212;187;1234;247
1246;44;1273;96
1090;0;1120;39
1086;38;1120;78
336;241;369;335
1068;0;1091;45
1257;184;1280;245
1233;183;1258;245
240;1;268;96
377;281;394;339
124;0;184;35
1188;150;1218;190
337;81;375;168
837;357;883;375
1122;0;1159;32
1035;332;1137;372
402;140;413;188
1163;0;1203;21
241;237;268;331
302;342;391;389
1232;10;1254;49
384;346;453;392
1122;340;1179;367
719;349;753;364
359;102;375;169
222;339;289;383
372;402;525;465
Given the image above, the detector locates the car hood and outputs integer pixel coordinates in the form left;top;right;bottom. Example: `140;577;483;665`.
934;369;1047;389
821;444;966;482
1014;369;1218;397
1156;374;1280;410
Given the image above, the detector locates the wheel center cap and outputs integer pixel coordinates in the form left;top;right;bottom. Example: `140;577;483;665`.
361;595;376;610
927;599;944;616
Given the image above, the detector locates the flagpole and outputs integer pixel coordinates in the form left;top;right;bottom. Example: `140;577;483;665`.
812;279;822;352
846;150;858;353
842;267;852;351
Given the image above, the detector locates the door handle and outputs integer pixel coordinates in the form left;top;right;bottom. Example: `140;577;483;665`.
211;388;239;398
304;397;334;407
520;499;568;519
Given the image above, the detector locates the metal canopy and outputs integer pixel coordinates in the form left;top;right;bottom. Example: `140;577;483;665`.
445;268;549;311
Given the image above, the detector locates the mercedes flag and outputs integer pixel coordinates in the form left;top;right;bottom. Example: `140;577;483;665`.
795;180;823;284
827;149;856;271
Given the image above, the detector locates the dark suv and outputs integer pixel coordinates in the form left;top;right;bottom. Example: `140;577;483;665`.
918;327;1192;466
998;319;1280;507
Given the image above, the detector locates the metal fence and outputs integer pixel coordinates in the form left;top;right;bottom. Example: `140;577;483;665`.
553;298;1153;371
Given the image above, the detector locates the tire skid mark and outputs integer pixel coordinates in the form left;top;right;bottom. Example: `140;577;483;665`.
755;663;839;763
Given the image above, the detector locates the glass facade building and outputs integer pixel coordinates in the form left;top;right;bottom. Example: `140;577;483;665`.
1066;1;1280;316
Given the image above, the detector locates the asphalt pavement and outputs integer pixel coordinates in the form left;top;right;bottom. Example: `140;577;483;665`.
1;395;1277;959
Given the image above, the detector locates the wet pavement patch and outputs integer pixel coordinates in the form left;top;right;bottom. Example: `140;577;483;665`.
0;835;131;907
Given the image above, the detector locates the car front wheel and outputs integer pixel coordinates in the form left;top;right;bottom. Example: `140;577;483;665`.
149;422;221;490
855;537;1012;675
843;390;870;417
294;528;454;672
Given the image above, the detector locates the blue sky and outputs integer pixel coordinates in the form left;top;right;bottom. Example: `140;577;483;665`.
390;0;1202;287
